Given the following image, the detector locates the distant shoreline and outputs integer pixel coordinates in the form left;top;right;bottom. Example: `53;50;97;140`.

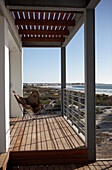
36;85;112;96
23;83;112;95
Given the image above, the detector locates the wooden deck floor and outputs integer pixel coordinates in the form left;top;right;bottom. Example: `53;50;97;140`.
0;114;112;169
7;161;112;170
9;114;85;151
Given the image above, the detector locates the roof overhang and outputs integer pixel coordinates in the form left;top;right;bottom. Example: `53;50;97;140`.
5;0;88;11
5;0;101;48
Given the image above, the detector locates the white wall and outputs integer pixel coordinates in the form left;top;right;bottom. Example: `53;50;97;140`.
10;50;23;117
0;0;22;153
0;15;10;153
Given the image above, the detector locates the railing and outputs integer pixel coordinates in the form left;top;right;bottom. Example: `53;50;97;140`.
23;85;112;159
63;88;85;142
63;88;112;159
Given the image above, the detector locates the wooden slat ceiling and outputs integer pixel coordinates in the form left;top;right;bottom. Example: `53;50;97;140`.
11;10;79;47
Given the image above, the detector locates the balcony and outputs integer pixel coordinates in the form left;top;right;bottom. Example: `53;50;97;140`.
8;114;87;165
0;0;112;169
0;87;112;169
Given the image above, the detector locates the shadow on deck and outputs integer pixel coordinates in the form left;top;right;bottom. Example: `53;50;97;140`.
1;114;112;169
7;113;88;167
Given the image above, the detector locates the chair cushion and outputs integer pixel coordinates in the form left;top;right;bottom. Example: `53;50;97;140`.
26;90;40;106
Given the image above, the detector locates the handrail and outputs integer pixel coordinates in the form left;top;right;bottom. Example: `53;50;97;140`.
63;88;85;142
63;88;112;159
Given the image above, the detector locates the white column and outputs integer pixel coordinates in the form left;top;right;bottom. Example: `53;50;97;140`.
10;49;23;117
84;9;96;162
0;15;10;153
61;47;66;116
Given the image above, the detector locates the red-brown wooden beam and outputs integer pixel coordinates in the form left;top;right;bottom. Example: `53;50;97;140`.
15;19;75;26
22;37;65;42
19;29;69;36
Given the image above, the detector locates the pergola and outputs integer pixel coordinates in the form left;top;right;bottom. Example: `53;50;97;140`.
0;0;101;163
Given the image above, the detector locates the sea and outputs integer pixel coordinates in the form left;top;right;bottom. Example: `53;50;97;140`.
70;84;112;95
50;84;112;95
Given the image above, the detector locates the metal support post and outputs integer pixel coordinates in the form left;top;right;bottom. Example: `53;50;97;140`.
61;47;66;116
84;9;96;162
67;90;69;119
72;91;74;125
78;92;81;133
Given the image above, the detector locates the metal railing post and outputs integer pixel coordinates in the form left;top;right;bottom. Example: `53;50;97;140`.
78;92;81;133
63;89;65;116
72;91;74;125
67;90;69;119
61;47;66;116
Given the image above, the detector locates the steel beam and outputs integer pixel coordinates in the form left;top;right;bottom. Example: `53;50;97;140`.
84;9;96;162
61;47;66;116
22;37;65;42
0;0;22;51
5;0;86;10
87;0;101;9
22;41;62;47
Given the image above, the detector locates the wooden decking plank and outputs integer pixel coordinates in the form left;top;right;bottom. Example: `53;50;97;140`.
49;117;65;149
53;116;69;149
83;165;90;170
60;117;84;148
28;122;33;151
96;161;107;169
35;119;38;150
54;116;73;149
31;119;36;150
10;118;19;141
108;161;112;167
50;117;65;149
76;165;84;170
57;116;81;148
55;116;77;149
9;149;88;166
9;119;22;151
43;117;51;150
9;115;87;154
25;121;32;151
10;117;18;134
88;163;97;170
37;118;42;150
41;117;47;150
13;121;25;151
0;152;9;169
9;162;112;170
45;117;58;150
46;117;59;150
19;121;29;151
102;161;111;169
91;161;101;170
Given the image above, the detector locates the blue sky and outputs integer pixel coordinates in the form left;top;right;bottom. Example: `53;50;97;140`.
23;0;112;84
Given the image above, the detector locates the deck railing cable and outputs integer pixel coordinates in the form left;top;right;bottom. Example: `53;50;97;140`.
63;88;112;159
63;88;85;141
